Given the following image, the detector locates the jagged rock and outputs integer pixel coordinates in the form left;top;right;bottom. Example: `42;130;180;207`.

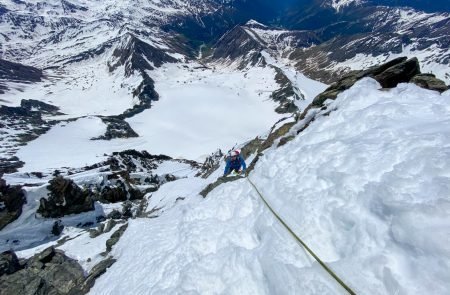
163;174;177;183
107;34;177;119
0;59;43;83
411;73;449;92
96;175;143;203
200;176;243;198
106;149;171;173
374;57;420;88
51;220;64;236
103;219;117;233
81;257;116;292
270;66;301;114
0;247;85;295
0;156;24;175
108;33;177;76
105;224;128;252
0;251;21;276
0;178;26;230
98;185;128;203
20;99;62;115
312;57;421;107
121;202;133;219
92;117;139;140
37;177;94;218
89;219;117;238
128;186;144;201
199;149;225;179
212;26;265;69
107;210;122;220
260;121;296;151
278;136;295;147
0;105;37;118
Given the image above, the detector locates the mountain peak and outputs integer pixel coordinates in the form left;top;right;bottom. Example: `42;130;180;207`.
325;0;365;11
245;19;268;29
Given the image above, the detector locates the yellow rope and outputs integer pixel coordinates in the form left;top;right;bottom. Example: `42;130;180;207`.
246;177;357;295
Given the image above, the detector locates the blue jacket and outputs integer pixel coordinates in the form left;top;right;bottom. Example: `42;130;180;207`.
224;154;247;175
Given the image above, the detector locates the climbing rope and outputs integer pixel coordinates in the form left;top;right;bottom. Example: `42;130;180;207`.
246;177;357;295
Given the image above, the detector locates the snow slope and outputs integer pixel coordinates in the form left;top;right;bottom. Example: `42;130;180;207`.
89;79;450;294
15;63;285;171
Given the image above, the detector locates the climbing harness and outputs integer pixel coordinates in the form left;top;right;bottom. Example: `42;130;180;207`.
246;177;357;295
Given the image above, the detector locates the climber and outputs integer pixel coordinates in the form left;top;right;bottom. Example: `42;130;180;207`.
223;149;247;176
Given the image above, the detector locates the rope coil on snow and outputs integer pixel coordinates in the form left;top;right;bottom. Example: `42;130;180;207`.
246;177;357;295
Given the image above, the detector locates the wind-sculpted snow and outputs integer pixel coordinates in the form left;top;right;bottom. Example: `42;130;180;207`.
91;79;450;294
251;79;450;294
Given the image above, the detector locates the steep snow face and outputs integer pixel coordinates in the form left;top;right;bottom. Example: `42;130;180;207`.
251;79;450;294
90;79;450;294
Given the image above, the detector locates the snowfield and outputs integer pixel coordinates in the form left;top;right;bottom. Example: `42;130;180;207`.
88;79;450;294
15;63;288;171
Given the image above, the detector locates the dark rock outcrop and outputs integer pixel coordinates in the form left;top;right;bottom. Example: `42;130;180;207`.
107;210;122;220
0;250;21;276
92;117;139;140
37;177;94;218
212;26;265;69
119;71;159;119
0;59;43;82
270;66;302;114
411;73;449;93
20;99;62;115
374;57;420;88
0;247;85;295
0;104;54;174
108;33;177;76
107;34;177;119
0;58;43;94
0;179;26;230
105;223;128;252
312;57;421;107
98;185;128;203
51;220;64;236
81;257;116;292
200;176;243;198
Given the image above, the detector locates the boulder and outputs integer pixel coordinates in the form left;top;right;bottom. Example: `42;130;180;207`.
312;57;422;108
411;73;449;93
98;185;128;203
0;247;85;295
0;251;21;276
373;57;420;88
0;178;26;230
107;210;122;220
92;117;139;140
96;177;143;203
37;177;94;218
51;220;64;236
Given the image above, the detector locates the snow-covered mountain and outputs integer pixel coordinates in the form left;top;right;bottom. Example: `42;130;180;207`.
0;0;449;294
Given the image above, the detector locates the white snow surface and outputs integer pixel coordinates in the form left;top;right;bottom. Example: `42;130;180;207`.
15;63;285;171
89;79;450;294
